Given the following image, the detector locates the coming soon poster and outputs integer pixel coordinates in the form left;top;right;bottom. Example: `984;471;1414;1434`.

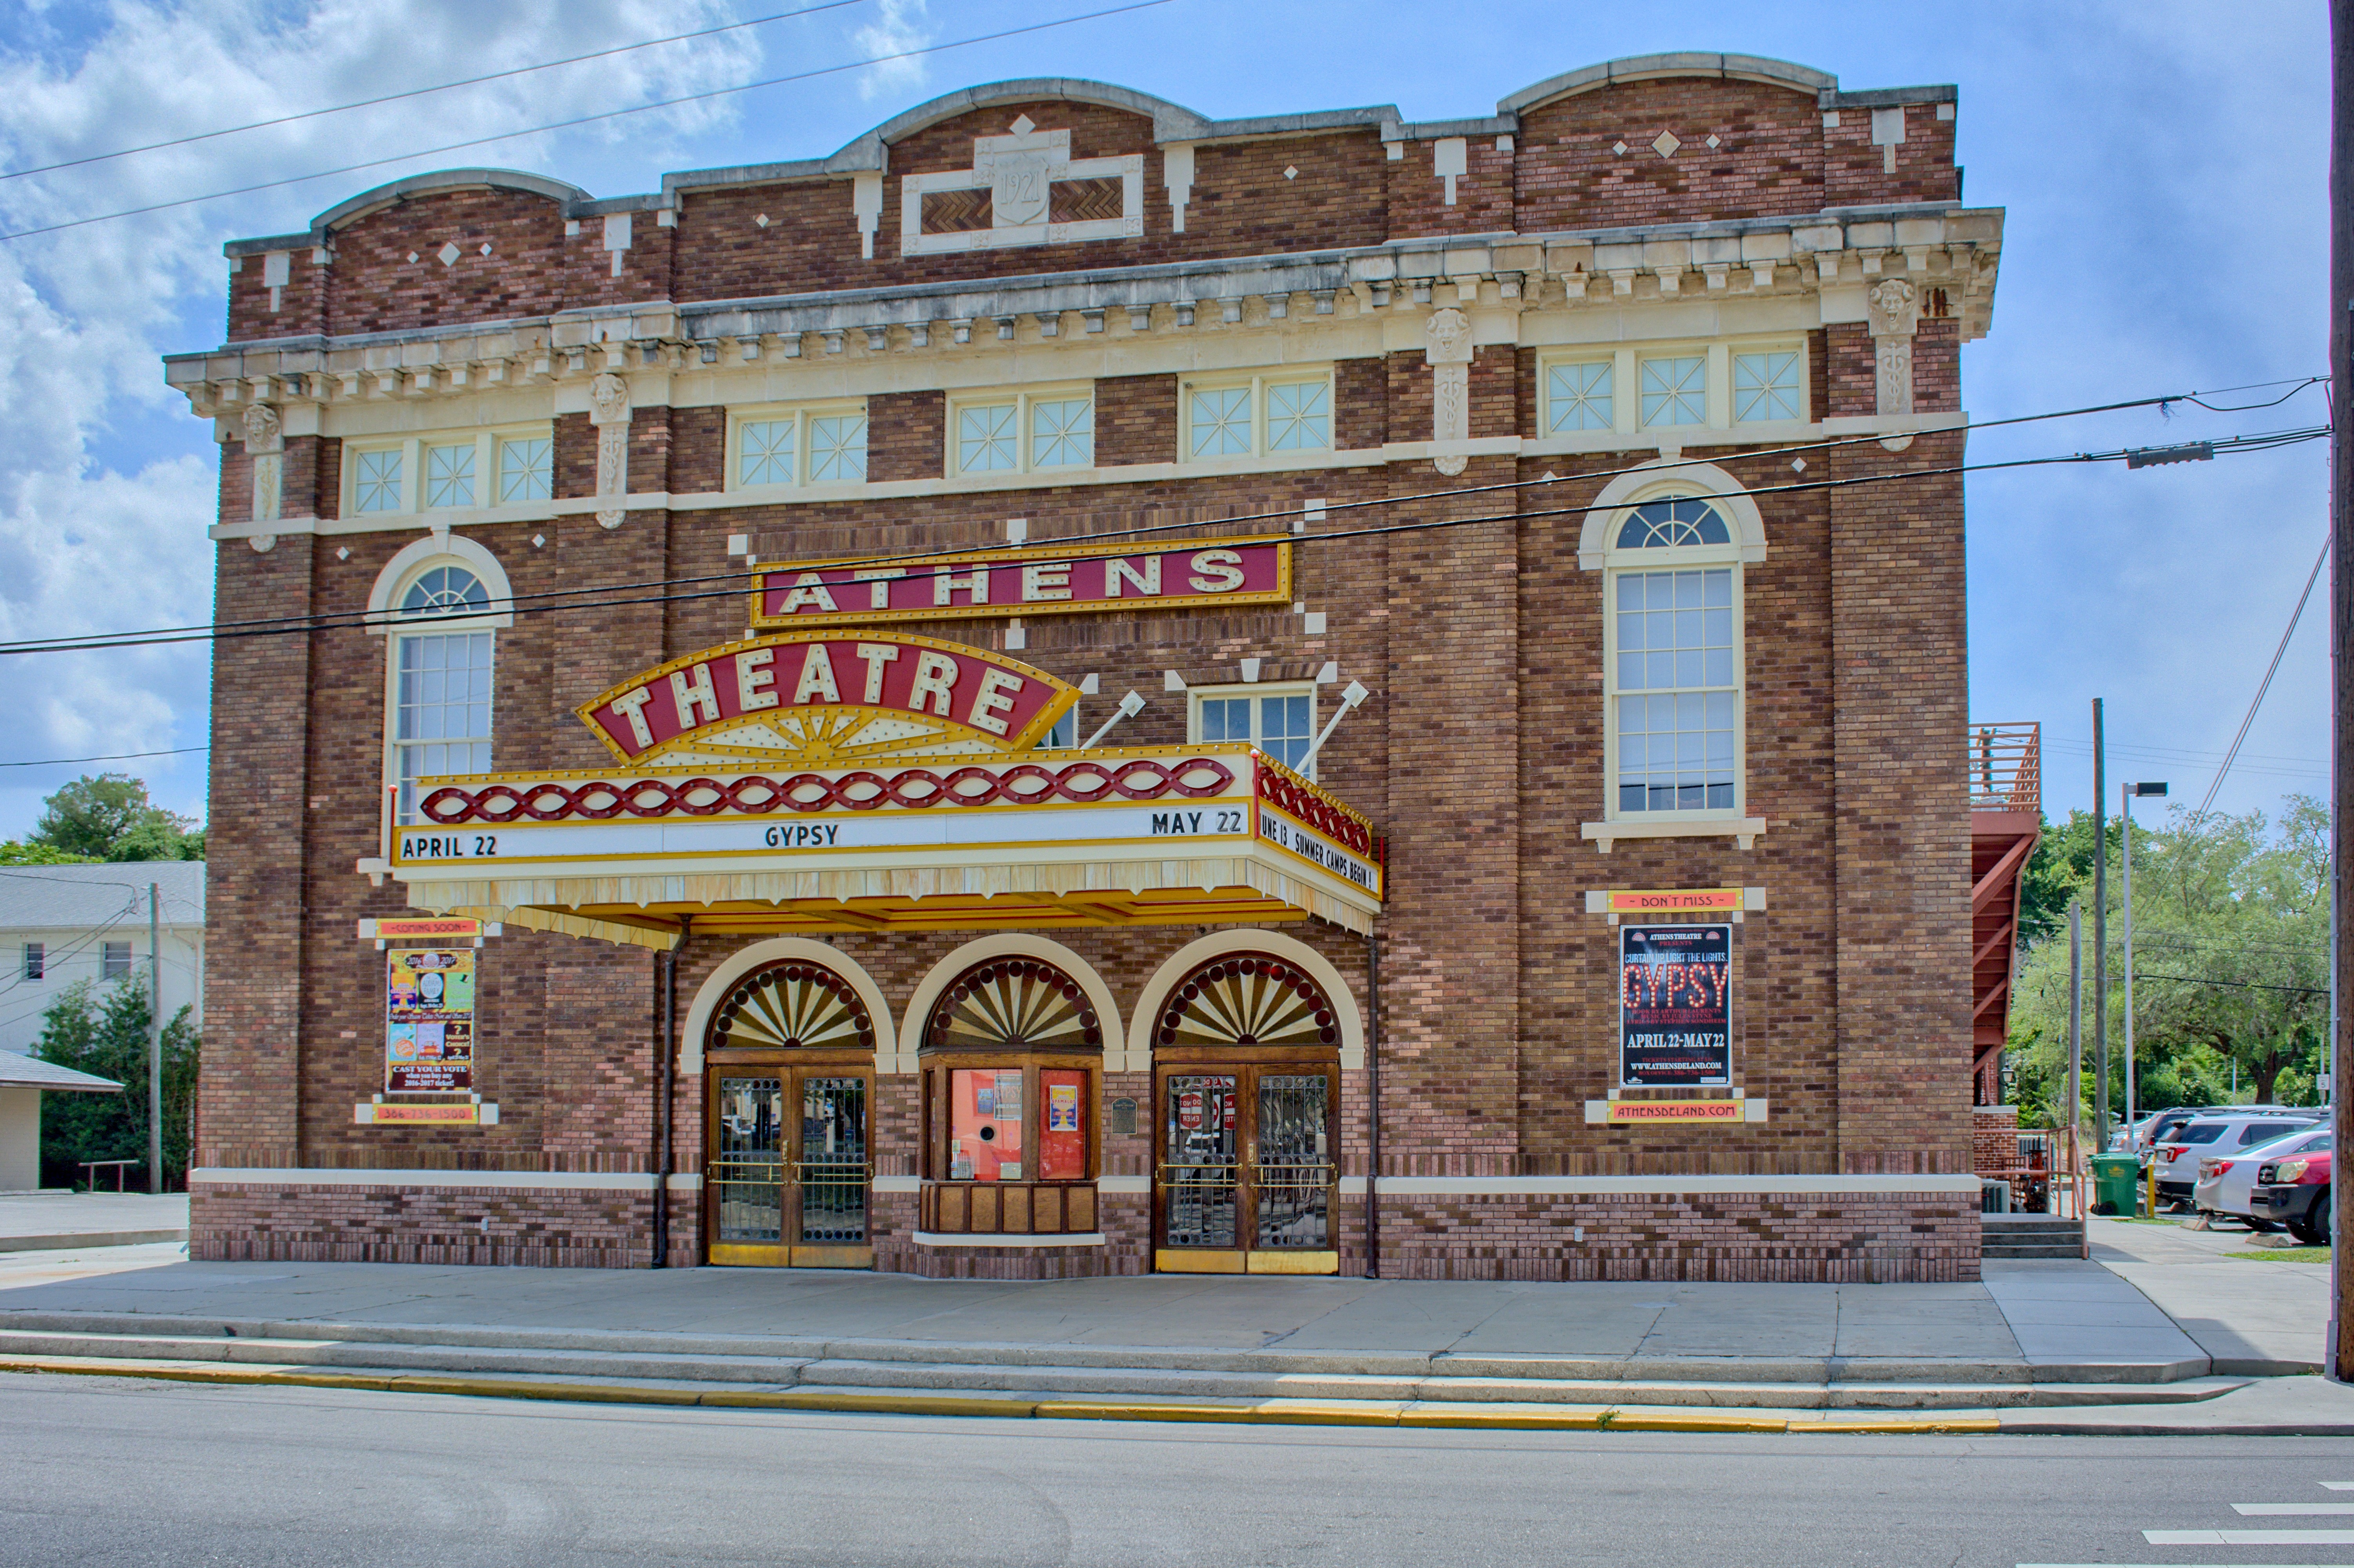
385;948;476;1093
1618;924;1732;1088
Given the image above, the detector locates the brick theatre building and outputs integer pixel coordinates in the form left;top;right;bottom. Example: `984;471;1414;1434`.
173;52;2005;1280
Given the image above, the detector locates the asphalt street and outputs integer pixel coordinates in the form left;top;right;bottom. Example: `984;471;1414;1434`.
1;1373;2350;1567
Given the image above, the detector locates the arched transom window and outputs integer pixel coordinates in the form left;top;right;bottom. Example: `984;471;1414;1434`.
1605;496;1741;817
391;562;496;822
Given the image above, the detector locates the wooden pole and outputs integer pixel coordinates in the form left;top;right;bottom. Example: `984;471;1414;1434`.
2329;0;2353;1384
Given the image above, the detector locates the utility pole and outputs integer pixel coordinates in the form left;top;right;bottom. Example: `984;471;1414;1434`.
2093;699;2109;1147
147;883;162;1196
2068;897;2083;1210
2332;0;2353;1385
2121;781;2168;1141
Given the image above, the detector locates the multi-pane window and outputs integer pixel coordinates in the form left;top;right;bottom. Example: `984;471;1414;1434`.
392;565;495;823
1733;351;1803;423
497;437;552;502
1606;496;1740;816
735;408;868;488
1183;374;1335;461
1030;399;1094;468
1639;356;1706;427
21;942;42;981
422;442;475;509
950;392;1094;476
347;428;552;516
1194;687;1317;778
1546;360;1614;432
102;941;132;982
353;448;403;514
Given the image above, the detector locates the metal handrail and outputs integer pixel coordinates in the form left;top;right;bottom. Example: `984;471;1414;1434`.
1968;722;2042;813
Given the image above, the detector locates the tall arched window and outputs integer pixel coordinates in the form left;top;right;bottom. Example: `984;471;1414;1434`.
369;552;506;823
1604;496;1742;818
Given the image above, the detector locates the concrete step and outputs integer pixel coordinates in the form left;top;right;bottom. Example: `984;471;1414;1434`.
1983;1244;2086;1260
0;1324;2247;1411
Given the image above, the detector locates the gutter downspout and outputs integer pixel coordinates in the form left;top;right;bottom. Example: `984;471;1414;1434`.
1364;929;1381;1280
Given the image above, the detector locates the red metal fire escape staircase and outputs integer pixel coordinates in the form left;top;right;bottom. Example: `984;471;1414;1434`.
1969;723;2041;1104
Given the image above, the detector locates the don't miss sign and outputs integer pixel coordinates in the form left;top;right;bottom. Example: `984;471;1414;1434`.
1618;924;1731;1089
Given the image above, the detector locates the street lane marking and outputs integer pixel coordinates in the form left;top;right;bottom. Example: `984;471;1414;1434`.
2234;1504;2354;1515
2144;1532;2354;1545
2323;1483;2354;1490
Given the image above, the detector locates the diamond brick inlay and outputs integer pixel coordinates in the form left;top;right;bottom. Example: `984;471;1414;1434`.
1652;130;1681;158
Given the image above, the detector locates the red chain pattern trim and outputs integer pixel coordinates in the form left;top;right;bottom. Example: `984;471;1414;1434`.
416;757;1236;826
1255;766;1377;858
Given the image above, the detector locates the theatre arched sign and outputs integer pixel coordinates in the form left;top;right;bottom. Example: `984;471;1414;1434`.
388;631;1382;947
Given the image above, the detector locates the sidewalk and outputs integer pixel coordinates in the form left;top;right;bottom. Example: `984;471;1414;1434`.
0;1212;2332;1432
0;1193;188;1253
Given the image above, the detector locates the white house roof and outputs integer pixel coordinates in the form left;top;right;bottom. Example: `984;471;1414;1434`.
0;862;205;931
0;1050;123;1093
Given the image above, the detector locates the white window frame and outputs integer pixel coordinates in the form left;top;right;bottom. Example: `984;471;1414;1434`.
1637;353;1708;429
21;942;42;981
101;940;132;983
375;548;509;825
1599;490;1746;825
1540;356;1616;435
946;386;1096;477
340;423;555;517
1038;706;1082;749
1730;345;1806;425
725;400;871;492
1178;369;1336;464
1187;682;1320;780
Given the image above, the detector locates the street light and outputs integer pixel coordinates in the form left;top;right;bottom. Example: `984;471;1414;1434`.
2122;780;2168;1144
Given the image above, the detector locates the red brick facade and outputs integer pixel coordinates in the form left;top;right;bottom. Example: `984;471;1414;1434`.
181;56;1998;1284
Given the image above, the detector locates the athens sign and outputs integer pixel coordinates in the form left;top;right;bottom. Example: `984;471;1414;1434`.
749;535;1291;630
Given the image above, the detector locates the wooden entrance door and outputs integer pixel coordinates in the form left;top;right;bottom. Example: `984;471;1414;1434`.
705;1065;871;1267
1155;1060;1338;1273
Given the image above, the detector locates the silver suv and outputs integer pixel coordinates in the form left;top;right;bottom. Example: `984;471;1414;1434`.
2152;1111;2325;1207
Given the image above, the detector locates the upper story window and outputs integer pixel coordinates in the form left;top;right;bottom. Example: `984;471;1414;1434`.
1603;497;1742;817
1732;350;1803;423
731;402;869;490
1039;707;1081;749
102;941;132;982
1545;360;1613;433
1182;372;1334;461
21;942;42;981
387;561;499;822
1639;356;1706;428
343;425;554;517
951;389;1092;477
1191;684;1317;778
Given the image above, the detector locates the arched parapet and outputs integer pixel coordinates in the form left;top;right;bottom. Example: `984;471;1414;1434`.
900;935;1125;1074
841;78;1213;164
1576;458;1769;573
679;937;899;1074
1500;54;1837;117
1127;930;1366;1071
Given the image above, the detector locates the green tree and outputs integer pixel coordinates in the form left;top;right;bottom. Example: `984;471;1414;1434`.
0;840;96;865
29;774;202;862
33;978;200;1190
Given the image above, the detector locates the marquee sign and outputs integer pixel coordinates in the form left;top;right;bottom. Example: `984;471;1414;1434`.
749;535;1291;630
575;631;1078;768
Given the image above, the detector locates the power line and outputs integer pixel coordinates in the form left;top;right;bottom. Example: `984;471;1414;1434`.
0;747;208;769
2133;971;2330;997
0;411;2328;659
0;0;1180;244
0;0;875;183
4;423;2330;659
2193;530;2333;822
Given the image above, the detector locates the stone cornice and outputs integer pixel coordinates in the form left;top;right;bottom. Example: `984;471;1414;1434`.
169;204;2002;418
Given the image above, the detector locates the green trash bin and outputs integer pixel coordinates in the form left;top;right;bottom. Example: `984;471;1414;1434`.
2089;1153;2140;1217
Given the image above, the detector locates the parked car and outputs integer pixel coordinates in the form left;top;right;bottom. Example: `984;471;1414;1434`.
2248;1149;2334;1246
2140;1105;2314;1159
2192;1123;2336;1228
2153;1112;2325;1206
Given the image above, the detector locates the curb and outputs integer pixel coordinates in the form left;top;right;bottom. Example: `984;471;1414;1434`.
0;1231;188;1255
0;1353;2003;1433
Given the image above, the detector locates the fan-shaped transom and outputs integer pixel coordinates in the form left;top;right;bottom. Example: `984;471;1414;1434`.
708;960;874;1053
400;565;490;616
926;958;1101;1052
1156;953;1337;1049
1616;498;1730;550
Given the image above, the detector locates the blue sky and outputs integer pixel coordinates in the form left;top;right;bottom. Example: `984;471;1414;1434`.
0;0;2330;839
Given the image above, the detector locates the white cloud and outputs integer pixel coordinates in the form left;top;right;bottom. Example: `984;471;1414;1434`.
852;0;934;101
0;0;773;837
